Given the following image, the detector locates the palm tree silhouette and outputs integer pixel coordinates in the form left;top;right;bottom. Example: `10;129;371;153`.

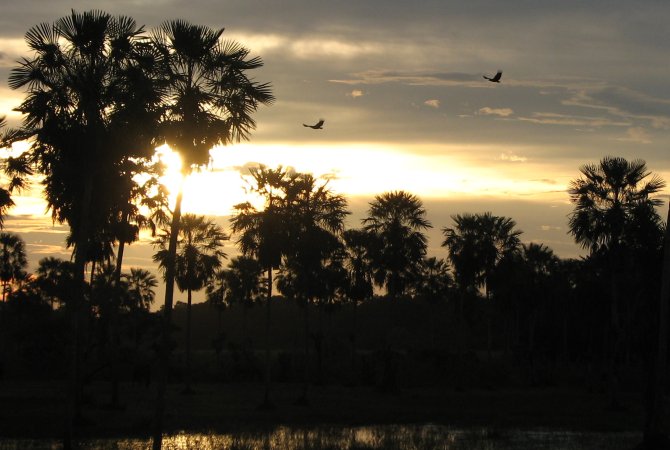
231;165;291;409
0;232;28;302
443;212;521;300
282;173;348;400
124;268;159;311
363;191;431;300
442;212;521;359
6;12;152;442
568;156;665;409
342;229;374;383
154;213;227;393
0;117;17;226
414;256;451;348
149;22;273;445
35;257;76;310
227;256;265;344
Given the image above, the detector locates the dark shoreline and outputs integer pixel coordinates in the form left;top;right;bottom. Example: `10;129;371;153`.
0;381;646;440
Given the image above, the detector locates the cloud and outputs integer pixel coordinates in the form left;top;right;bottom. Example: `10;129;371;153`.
618;127;652;144
348;89;365;98
562;86;670;129
331;70;484;87
517;112;630;127
290;38;383;59
478;107;513;117
424;99;440;108
498;152;527;163
0;39;28;65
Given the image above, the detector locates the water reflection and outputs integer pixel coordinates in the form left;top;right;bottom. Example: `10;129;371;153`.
0;425;640;450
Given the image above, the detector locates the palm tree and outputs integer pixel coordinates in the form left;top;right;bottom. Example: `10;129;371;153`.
342;228;374;382
280;172;349;402
154;213;227;393
149;23;273;446
0;117;17;227
442;212;521;300
35;257;77;309
442;213;481;316
568;156;665;410
362;191;431;300
342;229;374;383
0;232;28;302
124;268;158;311
646;203;670;448
7;12;157;443
223;256;265;344
230;165;292;408
442;212;522;358
414;256;451;303
414;256;452;348
518;243;559;382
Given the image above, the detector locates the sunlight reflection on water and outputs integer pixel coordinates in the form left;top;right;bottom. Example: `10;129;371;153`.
0;425;641;450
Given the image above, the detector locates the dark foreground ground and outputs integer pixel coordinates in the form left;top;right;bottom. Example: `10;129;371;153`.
0;381;648;439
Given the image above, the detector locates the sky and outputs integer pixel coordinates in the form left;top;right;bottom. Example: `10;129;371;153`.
1;0;670;303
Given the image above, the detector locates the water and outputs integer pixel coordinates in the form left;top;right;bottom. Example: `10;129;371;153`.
0;425;641;450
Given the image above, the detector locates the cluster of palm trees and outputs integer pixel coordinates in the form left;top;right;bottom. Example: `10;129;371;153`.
0;8;668;449
0;9;273;449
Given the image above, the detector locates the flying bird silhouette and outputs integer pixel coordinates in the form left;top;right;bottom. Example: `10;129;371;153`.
303;119;325;129
483;71;503;83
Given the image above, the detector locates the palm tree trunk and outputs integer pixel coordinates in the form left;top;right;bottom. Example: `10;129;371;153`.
64;167;95;450
350;300;358;385
109;215;129;409
152;178;185;450
242;302;248;347
643;204;670;448
261;266;273;408
298;299;310;404
608;262;622;408
185;288;193;393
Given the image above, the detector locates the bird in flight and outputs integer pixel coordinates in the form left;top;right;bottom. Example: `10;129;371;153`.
303;119;325;129
483;71;503;83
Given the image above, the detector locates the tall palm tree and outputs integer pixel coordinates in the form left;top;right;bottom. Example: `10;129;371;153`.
7;12;157;444
230;165;292;408
149;23;273;446
154;213;227;393
568;156;664;253
442;212;522;359
568;156;665;410
341;229;374;383
362;191;431;300
280;173;349;402
646;203;670;448
0;232;28;302
516;243;559;382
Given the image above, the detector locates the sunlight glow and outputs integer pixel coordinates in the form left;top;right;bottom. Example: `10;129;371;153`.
1;141;575;224
151;142;574;218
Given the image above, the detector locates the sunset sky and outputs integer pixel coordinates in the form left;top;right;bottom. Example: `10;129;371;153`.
1;0;670;302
